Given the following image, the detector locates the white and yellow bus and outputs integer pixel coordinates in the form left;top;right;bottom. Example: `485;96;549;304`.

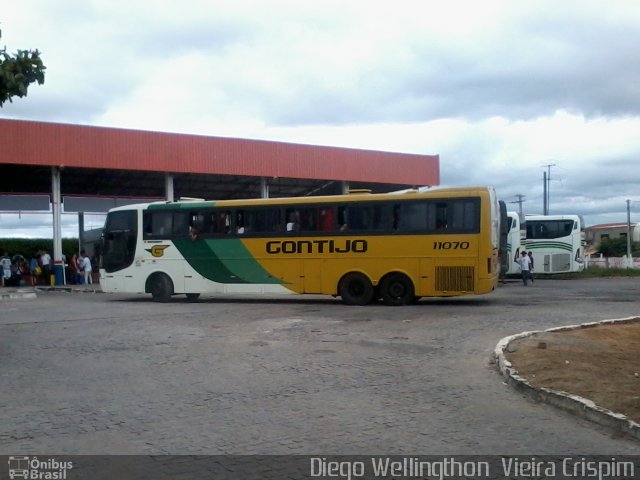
99;186;503;305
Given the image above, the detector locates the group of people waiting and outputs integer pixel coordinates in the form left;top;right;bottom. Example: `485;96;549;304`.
0;249;93;287
68;250;93;285
1;249;51;287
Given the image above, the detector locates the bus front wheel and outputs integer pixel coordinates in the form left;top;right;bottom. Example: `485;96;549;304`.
148;273;173;303
379;273;415;306
339;272;374;306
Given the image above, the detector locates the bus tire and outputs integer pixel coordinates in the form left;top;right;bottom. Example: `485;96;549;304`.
148;273;173;303
380;273;415;306
186;293;200;302
339;272;374;306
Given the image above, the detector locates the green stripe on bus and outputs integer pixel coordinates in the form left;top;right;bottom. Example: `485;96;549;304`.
523;242;572;252
172;238;283;284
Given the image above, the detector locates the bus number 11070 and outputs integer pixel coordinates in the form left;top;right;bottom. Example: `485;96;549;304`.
433;241;470;250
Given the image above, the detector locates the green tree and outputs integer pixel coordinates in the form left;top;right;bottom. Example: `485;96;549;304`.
598;237;640;257
0;28;45;107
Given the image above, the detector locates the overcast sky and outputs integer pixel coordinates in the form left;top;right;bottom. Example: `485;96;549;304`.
2;0;640;237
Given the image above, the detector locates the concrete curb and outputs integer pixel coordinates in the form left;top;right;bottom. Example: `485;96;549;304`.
35;286;103;294
0;286;103;300
0;288;37;301
494;316;640;441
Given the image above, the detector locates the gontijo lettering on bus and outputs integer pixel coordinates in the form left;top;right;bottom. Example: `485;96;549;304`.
266;239;368;254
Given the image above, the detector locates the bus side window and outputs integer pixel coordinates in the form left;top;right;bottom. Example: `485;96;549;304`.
320;207;334;231
397;203;428;232
435;202;448;230
153;212;172;236
285;208;299;232
299;208;319;232
393;205;400;230
143;212;153;237
265;209;283;233
172;212;189;236
235;211;245;234
215;211;231;234
338;206;348;231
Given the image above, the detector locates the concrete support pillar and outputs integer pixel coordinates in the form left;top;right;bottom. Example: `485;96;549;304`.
78;212;85;253
51;167;64;285
260;177;269;199
165;173;174;202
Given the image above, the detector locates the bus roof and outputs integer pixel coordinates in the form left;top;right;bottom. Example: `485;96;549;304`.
106;186;495;213
524;214;582;221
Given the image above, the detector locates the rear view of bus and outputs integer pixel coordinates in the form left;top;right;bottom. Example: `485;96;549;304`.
100;186;501;305
523;214;585;274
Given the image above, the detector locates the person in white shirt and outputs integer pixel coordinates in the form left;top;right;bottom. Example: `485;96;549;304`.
40;250;52;283
0;252;11;287
517;250;532;286
80;250;93;285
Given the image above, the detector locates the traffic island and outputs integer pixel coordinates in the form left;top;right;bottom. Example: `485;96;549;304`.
495;316;640;441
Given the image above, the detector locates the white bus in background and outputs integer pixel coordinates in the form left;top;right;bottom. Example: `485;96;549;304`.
506;211;523;275
523;214;585;274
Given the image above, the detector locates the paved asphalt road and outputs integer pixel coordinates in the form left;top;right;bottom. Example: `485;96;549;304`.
0;277;638;454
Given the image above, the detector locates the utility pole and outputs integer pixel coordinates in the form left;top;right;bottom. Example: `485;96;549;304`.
510;194;526;221
542;163;556;215
543;171;547;215
627;199;632;267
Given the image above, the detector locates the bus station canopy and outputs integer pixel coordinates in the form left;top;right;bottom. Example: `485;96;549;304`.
0;118;440;205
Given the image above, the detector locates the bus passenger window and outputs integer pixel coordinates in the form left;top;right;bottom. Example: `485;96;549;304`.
143;213;153;237
217;211;231;234
320;207;334;231
235;211;245;234
285;209;299;232
393;205;400;230
435;203;448;230
298;208;319;232
338;207;348;231
152;212;172;236
397;203;428;232
172;213;189;235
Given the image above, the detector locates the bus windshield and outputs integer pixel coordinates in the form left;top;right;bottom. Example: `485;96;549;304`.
526;219;574;239
102;210;138;273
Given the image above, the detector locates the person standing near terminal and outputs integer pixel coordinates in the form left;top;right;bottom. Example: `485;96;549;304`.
517;250;532;286
40;249;52;284
528;251;535;283
29;255;39;286
69;253;79;285
0;252;11;287
80;250;92;285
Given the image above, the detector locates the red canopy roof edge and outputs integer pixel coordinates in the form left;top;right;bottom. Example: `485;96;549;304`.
0;119;439;186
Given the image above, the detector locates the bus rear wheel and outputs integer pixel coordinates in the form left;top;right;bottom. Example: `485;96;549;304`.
339;272;375;306
380;273;415;306
148;273;173;303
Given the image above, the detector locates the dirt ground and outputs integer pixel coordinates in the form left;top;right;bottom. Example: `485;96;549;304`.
504;318;640;425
